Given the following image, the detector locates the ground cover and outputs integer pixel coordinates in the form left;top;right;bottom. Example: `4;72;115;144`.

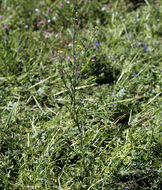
0;0;161;189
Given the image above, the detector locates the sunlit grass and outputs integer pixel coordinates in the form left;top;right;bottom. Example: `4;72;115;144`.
0;0;161;189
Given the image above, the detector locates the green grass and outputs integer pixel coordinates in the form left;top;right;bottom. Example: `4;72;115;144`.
0;0;161;189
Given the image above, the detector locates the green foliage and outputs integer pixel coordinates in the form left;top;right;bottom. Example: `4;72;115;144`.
0;0;161;189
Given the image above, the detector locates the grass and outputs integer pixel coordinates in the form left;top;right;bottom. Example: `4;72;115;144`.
0;0;162;189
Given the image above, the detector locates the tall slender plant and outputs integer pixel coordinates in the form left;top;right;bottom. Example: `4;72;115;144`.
59;0;99;174
60;0;84;159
